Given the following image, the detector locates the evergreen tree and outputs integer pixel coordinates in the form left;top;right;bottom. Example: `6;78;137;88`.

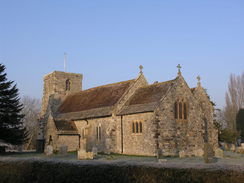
0;63;28;145
236;109;244;142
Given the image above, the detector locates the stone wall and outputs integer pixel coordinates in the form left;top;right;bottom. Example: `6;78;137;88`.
44;115;80;152
122;112;156;156
115;73;148;114
73;111;157;156
156;76;205;157
56;135;79;152
193;85;218;149
74;116;118;153
41;71;82;116
115;73;149;154
41;71;83;152
44;115;58;153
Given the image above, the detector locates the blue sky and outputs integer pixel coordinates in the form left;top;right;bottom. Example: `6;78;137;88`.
0;0;244;108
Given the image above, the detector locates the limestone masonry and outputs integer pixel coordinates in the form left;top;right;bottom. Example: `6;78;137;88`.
38;66;218;157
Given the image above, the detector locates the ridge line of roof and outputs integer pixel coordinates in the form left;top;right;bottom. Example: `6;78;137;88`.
138;78;177;89
67;78;135;96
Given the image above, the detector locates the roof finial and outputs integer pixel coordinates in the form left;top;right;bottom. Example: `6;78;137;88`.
139;65;143;74
197;75;201;87
177;64;182;75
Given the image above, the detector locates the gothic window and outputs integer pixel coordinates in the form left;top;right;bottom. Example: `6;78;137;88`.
99;126;101;140
132;123;135;133
96;125;101;141
65;79;71;91
132;121;143;134
136;122;139;133
96;127;98;139
179;102;183;119
175;99;188;121
139;122;142;133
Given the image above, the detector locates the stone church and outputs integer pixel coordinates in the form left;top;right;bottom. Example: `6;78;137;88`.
38;65;218;157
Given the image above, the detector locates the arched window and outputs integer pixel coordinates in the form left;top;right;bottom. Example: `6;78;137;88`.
98;126;101;140
136;122;139;133
132;123;135;133
139;122;142;133
179;102;183;119
175;99;188;121
65;79;71;91
48;135;52;145
96;125;101;141
96;126;99;140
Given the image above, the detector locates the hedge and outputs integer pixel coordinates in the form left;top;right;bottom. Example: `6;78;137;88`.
0;158;244;183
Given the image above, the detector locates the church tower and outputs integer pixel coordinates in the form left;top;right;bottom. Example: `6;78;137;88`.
37;71;83;153
41;71;83;116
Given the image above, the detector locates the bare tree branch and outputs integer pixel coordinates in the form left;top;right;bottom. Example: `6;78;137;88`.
224;72;244;130
21;96;41;150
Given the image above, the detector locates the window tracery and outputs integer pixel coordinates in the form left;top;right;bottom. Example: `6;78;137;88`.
175;99;188;121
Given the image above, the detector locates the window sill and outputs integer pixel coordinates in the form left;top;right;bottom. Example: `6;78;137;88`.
131;133;143;136
176;119;188;122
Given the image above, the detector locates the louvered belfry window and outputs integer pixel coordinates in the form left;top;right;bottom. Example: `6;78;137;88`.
65;79;71;91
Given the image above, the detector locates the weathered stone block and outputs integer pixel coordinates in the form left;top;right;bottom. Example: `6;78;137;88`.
241;143;244;148
77;149;94;160
230;144;236;152
236;147;244;154
214;148;224;158
193;149;204;157
46;145;53;156
204;143;214;163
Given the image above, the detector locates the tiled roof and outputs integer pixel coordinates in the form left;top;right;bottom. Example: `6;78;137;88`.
57;79;134;118
54;120;77;131
119;79;175;115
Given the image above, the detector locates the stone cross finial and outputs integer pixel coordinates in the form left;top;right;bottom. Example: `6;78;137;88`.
197;75;201;86
139;65;143;74
177;64;182;75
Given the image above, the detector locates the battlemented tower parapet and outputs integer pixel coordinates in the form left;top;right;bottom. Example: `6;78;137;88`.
41;71;83;116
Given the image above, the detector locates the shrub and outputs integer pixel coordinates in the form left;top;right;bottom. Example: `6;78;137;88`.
1;158;244;183
219;128;239;144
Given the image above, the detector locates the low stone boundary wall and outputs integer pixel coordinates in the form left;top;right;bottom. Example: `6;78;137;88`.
0;158;244;183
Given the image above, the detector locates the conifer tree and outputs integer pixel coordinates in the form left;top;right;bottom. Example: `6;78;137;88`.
0;63;28;145
236;109;244;142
